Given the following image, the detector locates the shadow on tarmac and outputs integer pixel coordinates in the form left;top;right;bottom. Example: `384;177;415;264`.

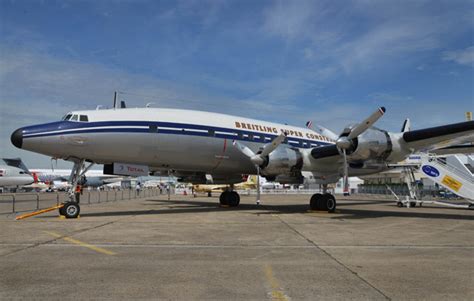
74;198;473;221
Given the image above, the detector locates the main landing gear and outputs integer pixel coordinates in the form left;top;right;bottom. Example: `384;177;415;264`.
59;158;94;219
219;190;240;207
309;193;336;212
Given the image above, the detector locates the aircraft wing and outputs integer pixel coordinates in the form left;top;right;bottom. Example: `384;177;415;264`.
400;121;474;153
425;144;474;155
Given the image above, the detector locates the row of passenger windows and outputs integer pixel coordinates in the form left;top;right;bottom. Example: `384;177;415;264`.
63;114;89;122
148;125;317;147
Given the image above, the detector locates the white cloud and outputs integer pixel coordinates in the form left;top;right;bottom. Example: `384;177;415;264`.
443;46;474;66
262;0;317;40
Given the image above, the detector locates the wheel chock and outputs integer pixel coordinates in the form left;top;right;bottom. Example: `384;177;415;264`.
15;204;64;220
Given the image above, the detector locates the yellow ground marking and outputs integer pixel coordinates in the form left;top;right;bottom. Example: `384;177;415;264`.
44;231;116;256
264;264;289;301
15;204;64;220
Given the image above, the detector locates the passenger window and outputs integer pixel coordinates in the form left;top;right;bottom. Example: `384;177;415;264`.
79;115;88;122
149;125;158;133
70;115;78;121
248;134;254;140
208;130;215;137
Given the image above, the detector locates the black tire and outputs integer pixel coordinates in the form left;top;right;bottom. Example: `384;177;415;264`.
63;202;80;219
310;193;322;210
397;202;403;208
219;191;229;206
323;193;336;213
410;202;416;207
207;191;212;197
228;191;240;207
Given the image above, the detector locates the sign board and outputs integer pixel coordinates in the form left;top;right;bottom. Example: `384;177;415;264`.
105;163;149;177
441;175;462;192
466;111;472;121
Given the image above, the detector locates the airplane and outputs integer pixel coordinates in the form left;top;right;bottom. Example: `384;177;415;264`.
10;105;474;218
0;165;34;189
30;169;122;189
0;158;34;191
194;175;259;196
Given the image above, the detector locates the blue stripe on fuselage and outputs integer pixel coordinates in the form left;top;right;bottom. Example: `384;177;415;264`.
21;121;332;148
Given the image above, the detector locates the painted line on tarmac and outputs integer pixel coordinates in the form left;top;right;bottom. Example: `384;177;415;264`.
264;264;289;301
44;231;116;256
17;243;474;250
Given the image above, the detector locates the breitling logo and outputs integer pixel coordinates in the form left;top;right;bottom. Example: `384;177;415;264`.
234;121;331;141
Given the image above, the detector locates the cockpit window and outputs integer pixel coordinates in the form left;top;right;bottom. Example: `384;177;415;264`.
62;114;72;121
70;115;78;121
79;115;89;122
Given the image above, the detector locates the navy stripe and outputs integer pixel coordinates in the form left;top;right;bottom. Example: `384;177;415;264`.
22;121;332;148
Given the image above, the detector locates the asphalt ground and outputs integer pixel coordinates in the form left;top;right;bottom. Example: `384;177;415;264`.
0;194;473;300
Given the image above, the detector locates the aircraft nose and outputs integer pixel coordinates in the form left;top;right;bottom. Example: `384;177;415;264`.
11;128;23;149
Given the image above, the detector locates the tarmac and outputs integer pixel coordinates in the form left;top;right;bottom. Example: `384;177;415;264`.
0;193;473;300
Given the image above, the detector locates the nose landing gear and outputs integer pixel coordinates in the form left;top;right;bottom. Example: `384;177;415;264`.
58;158;94;218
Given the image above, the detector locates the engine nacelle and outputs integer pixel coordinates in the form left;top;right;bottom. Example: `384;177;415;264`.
347;127;392;162
261;145;303;176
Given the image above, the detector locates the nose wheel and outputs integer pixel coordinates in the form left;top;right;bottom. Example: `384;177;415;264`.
59;202;81;218
310;193;336;213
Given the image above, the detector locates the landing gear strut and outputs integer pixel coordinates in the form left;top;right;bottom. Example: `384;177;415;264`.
59;158;94;218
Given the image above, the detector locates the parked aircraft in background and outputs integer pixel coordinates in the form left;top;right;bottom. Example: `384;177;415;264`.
30;169;122;188
194;175;259;196
0;165;34;189
0;158;34;190
11;103;474;218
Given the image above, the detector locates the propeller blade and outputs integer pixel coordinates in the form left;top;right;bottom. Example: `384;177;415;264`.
233;140;256;158
401;118;411;132
342;149;349;194
347;107;386;139
259;133;287;157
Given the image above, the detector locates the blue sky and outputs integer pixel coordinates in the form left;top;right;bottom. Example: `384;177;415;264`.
1;0;473;168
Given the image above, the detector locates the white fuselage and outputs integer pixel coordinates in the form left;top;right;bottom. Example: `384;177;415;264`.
19;108;336;176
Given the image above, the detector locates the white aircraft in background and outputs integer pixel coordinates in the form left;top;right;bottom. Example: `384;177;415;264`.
30;169;122;189
11;103;474;218
0;165;34;189
0;158;34;190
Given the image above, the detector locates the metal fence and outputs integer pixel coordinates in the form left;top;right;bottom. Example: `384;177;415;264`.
0;188;161;215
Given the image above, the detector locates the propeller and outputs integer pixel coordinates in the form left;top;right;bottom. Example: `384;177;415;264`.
233;133;287;204
233;133;287;166
335;107;386;194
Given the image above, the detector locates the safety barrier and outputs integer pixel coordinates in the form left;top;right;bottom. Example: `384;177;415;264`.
0;188;161;215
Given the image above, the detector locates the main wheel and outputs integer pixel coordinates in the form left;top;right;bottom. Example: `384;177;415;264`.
219;191;240;207
63;202;80;219
219;191;229;206
321;193;336;213
228;191;240;207
310;193;322;210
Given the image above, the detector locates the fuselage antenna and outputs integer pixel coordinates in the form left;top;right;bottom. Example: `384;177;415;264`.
146;102;155;108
